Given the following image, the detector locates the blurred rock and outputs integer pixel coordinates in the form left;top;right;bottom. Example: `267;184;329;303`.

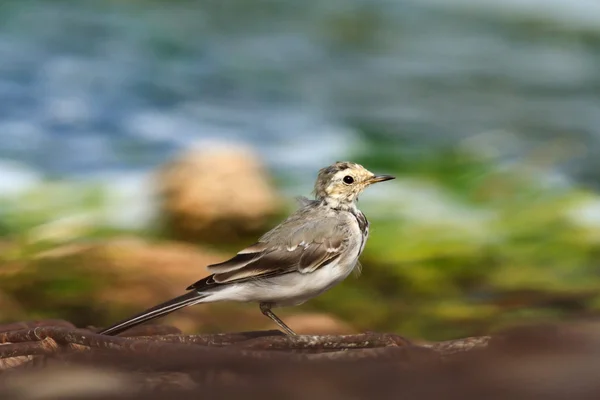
0;365;133;399
155;146;281;243
270;312;355;335
0;354;32;371
89;238;220;307
28;237;230;328
36;237;223;288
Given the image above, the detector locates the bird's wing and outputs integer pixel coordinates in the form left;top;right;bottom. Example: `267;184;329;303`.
188;212;351;288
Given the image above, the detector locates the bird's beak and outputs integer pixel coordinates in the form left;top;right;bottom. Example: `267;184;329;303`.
368;174;395;184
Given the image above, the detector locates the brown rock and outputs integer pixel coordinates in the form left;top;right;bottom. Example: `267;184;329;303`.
267;312;356;335
156;146;281;243
30;237;231;328
36;237;224;288
0;366;134;399
89;238;222;306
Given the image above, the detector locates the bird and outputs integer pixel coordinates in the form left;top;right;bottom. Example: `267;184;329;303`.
98;161;394;336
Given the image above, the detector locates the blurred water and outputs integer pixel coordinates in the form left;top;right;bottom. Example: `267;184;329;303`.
0;0;599;195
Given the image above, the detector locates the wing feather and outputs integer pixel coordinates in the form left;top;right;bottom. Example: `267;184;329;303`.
195;211;353;287
206;242;273;274
297;237;343;273
207;252;262;273
213;247;302;283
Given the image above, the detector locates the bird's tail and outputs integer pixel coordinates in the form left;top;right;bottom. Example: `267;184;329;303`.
97;291;208;336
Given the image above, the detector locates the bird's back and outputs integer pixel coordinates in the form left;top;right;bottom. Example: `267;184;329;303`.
259;199;360;248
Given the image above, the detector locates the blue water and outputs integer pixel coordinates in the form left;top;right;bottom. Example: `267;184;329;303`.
0;0;599;204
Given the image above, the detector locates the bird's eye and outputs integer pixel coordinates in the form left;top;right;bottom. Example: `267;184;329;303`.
343;175;354;184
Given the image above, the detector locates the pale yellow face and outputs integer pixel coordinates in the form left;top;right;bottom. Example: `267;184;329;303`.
314;161;394;206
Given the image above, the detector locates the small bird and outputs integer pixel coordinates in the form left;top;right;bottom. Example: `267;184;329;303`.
98;161;394;336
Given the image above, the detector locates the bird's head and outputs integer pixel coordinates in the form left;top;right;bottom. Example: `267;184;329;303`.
313;161;394;209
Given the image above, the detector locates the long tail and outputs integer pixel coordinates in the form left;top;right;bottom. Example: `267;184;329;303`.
98;291;208;336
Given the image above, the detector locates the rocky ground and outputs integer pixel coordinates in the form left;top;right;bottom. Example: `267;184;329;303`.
0;320;599;399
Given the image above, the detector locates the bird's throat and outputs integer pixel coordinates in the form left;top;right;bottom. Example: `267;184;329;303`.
323;196;357;211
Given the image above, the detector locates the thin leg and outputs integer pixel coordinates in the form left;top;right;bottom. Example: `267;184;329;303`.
259;303;297;336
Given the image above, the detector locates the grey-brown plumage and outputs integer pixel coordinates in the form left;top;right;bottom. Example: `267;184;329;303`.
98;161;394;336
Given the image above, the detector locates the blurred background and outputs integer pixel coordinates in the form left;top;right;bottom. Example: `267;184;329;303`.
1;0;600;341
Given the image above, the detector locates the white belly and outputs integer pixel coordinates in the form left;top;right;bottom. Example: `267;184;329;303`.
204;253;359;307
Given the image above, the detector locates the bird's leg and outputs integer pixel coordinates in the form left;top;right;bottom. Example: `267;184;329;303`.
259;302;297;336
